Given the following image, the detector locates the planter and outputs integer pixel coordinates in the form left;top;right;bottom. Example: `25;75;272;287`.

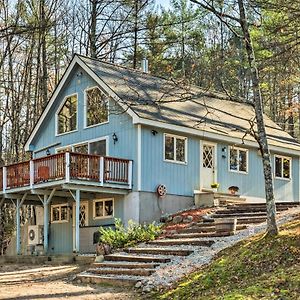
215;218;237;234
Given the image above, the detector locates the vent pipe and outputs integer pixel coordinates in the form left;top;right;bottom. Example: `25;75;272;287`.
141;58;149;73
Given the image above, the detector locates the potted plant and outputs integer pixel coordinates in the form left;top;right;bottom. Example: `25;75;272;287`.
228;186;239;195
210;183;219;192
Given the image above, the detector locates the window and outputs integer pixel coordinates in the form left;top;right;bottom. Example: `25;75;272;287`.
229;147;248;173
51;204;69;223
57;94;77;134
93;198;114;219
85;87;108;127
56;138;107;156
275;155;291;179
164;134;187;163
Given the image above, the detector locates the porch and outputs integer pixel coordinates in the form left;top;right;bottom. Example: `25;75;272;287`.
0;152;133;256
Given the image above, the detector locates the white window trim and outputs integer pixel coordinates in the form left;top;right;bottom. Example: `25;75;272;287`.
55;93;79;137
83;86;110;129
163;133;188;165
274;154;292;180
228;146;249;174
51;204;70;223
56;136;109;155
93;198;114;220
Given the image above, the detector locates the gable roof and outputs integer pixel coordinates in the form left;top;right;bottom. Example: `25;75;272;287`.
25;54;300;155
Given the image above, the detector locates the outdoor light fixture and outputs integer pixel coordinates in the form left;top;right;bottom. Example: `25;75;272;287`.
46;149;51;156
151;129;158;136
112;133;118;144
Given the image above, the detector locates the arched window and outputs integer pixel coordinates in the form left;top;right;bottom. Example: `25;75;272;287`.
85;87;109;127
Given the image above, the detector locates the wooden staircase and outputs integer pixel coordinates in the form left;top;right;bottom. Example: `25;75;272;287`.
77;202;299;286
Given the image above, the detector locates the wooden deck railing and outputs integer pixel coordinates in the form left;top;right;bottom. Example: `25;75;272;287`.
0;152;132;191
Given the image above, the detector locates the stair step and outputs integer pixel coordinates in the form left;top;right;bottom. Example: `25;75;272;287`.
236;217;266;224
93;262;160;269
125;247;193;256
168;231;233;239
212;212;268;218
77;273;142;286
104;254;171;263
180;224;247;234
149;239;214;247
222;207;288;213
88;267;155;276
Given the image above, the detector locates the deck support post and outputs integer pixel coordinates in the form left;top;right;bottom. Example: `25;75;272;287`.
38;188;56;254
15;193;27;255
99;157;104;186
3;167;7;192
65;152;70;183
75;189;80;253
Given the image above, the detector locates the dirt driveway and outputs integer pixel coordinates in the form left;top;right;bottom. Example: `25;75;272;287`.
0;264;138;300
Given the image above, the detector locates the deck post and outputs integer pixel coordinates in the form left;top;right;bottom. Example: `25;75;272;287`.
3;167;7;192
16;199;21;255
128;161;133;189
65;152;70;183
99;157;104;186
43;195;49;253
75;189;80;253
29;160;34;188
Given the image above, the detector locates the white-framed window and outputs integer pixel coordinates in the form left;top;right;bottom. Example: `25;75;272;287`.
229;146;248;173
164;133;187;164
84;86;109;128
56;137;108;156
51;204;69;223
56;94;78;135
274;155;291;179
93;198;114;219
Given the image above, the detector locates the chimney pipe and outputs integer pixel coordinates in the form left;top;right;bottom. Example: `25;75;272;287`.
141;58;149;73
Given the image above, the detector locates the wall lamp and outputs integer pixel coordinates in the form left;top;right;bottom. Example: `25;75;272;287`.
151;129;158;136
112;133;118;144
46;149;51;156
221;147;227;158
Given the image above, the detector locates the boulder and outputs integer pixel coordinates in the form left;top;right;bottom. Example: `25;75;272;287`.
172;215;183;224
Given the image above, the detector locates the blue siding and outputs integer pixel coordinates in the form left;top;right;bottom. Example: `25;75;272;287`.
30;65;138;189
141;127;200;196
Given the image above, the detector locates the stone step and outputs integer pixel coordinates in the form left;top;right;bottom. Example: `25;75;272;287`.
104;254;171;263
220;207;288;213
77;273;142;286
149;239;214;247
93;262;160;269
236;217;266;224
180;224;247;234
125;247;193;256
168;231;233;239
88;267;155;276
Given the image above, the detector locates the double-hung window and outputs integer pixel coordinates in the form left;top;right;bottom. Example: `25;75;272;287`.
51;204;69;223
93;198;114;219
164;134;187;163
229;147;248;173
275;155;291;179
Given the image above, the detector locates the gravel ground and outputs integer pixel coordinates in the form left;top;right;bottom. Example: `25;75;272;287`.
138;207;300;292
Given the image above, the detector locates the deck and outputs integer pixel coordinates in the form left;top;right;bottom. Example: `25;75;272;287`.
0;152;133;194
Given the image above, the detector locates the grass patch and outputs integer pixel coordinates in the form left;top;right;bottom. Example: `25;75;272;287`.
155;218;300;300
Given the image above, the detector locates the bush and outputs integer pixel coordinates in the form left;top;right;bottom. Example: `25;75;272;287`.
98;218;161;250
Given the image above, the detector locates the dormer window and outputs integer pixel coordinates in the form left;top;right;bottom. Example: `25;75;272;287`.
57;94;77;134
85;87;109;127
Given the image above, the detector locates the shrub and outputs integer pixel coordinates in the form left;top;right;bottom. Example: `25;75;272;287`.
98;218;161;250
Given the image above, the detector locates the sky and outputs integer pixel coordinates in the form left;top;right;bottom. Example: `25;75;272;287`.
155;0;171;9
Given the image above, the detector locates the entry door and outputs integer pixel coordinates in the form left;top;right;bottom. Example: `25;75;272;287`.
202;143;216;189
72;201;88;251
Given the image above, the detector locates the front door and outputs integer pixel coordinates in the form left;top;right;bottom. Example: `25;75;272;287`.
72;201;88;251
202;143;217;189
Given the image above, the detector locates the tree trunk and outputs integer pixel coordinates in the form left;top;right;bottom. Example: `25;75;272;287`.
238;0;278;235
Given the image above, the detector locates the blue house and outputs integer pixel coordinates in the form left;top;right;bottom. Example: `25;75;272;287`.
1;54;300;255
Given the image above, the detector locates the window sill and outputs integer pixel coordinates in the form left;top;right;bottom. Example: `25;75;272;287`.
164;159;187;165
55;129;78;137
84;121;109;130
93;215;114;220
51;220;69;224
274;176;291;181
229;169;248;175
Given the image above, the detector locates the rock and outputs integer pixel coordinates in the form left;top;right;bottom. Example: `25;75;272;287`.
142;285;153;293
167;216;173;222
183;215;193;223
135;281;142;288
173;215;183;224
203;215;214;222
